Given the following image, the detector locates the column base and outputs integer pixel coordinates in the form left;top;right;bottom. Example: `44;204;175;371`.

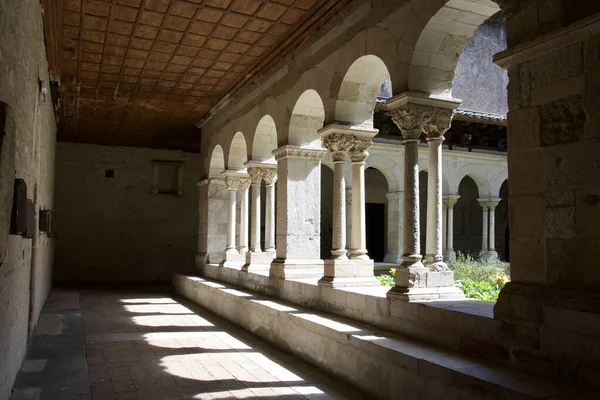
483;250;498;260
443;249;456;263
269;258;324;279
318;259;380;288
383;253;402;264
395;267;458;289
221;251;245;269
386;285;465;301
242;251;275;272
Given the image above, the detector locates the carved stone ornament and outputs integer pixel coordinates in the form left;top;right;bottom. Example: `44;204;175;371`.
323;133;354;162
390;105;433;140
247;167;265;184
272;145;327;161
423;107;454;139
442;195;460;208
224;176;241;191
239;177;251;191
349;138;372;162
263;169;278;186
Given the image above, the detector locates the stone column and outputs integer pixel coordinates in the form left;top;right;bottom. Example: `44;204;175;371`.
478;199;489;258
263;168;277;254
318;124;378;287
384;191;404;264
442;195;460;262
238;177;251;254
349;139;371;260
223;174;240;257
478;198;500;260
442;202;447;254
386;93;462;300
247;167;264;253
423;108;453;271
322;134;353;259
270;145;326;279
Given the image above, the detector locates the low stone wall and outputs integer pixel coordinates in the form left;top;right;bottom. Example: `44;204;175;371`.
196;262;502;361
174;274;595;400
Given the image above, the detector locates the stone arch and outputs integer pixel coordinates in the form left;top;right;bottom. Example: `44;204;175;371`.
455;175;484;257
408;0;500;97
365;167;389;262
251;115;278;162
365;153;401;192
335;55;391;128
208;145;225;178
227;132;248;171
454;165;492;197
289;89;325;148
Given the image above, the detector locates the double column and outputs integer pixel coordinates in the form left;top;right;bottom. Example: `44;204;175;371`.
243;163;278;271
222;171;250;268
318;124;379;287
386;92;463;300
477;198;501;259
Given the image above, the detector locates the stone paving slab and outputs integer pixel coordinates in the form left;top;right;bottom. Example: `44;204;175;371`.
11;287;364;400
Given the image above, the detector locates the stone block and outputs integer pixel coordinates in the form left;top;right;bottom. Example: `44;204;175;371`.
542;139;600;191
575;189;600;238
543;306;600;338
507;107;540;152
508;149;544;195
509;239;547;285
509;195;544;239
530;43;583;90
540;95;586;147
545;206;576;238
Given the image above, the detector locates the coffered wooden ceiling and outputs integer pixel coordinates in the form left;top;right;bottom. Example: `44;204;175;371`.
42;0;348;152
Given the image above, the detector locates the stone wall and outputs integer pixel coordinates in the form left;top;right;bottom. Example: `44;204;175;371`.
0;0;57;398
54;143;200;282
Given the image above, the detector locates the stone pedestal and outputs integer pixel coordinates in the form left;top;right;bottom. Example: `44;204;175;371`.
385;93;463;300
270;145;326;279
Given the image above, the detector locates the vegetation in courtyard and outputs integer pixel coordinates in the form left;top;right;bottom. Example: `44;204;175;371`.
376;252;510;302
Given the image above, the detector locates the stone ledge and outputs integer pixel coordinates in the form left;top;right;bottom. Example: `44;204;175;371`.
174;274;597;400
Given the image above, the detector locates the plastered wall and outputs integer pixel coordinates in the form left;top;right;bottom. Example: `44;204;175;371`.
54;143;200;282
0;0;57;398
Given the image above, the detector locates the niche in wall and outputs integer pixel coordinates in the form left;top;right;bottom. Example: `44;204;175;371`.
151;160;184;195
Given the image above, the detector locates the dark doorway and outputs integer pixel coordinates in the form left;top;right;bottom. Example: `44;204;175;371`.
366;203;385;262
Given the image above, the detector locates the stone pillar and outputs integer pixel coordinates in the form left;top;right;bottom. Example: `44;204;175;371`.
349;139;370;260
345;186;352;256
478;199;489;257
318;124;379;287
442;202;447;253
423;108;453;271
384;191;404;264
196;178;228;266
224;175;239;256
270;145;326;279
238;177;251;254
492;8;600;384
442;195;460;262
386;93;463;300
487;199;500;260
263;168;277;254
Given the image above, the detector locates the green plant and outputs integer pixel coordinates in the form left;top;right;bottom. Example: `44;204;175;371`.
376;274;395;286
457;278;501;301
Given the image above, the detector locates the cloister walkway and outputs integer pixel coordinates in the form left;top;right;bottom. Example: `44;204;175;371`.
10;287;364;400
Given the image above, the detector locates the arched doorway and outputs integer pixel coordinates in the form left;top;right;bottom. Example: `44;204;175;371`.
454;176;483;257
365;167;388;262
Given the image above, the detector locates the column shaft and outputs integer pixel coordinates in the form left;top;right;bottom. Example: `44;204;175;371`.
226;189;237;253
489;206;496;251
481;206;489;255
425;137;444;268
402;139;422;267
332;160;348;258
447;205;454;250
264;170;277;253
350;160;368;259
250;182;261;252
442;203;447;253
239;184;249;253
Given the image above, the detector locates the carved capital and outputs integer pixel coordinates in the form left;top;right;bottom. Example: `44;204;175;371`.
349;138;372;163
443;195;460;208
263;169;277;186
273;145;327;161
323;133;354;162
247;167;265;184
224;176;240;191
423;107;454;139
390;105;433;140
239;177;251;191
478;197;501;210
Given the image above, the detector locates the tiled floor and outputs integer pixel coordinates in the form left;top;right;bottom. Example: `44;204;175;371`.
11;287;365;400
